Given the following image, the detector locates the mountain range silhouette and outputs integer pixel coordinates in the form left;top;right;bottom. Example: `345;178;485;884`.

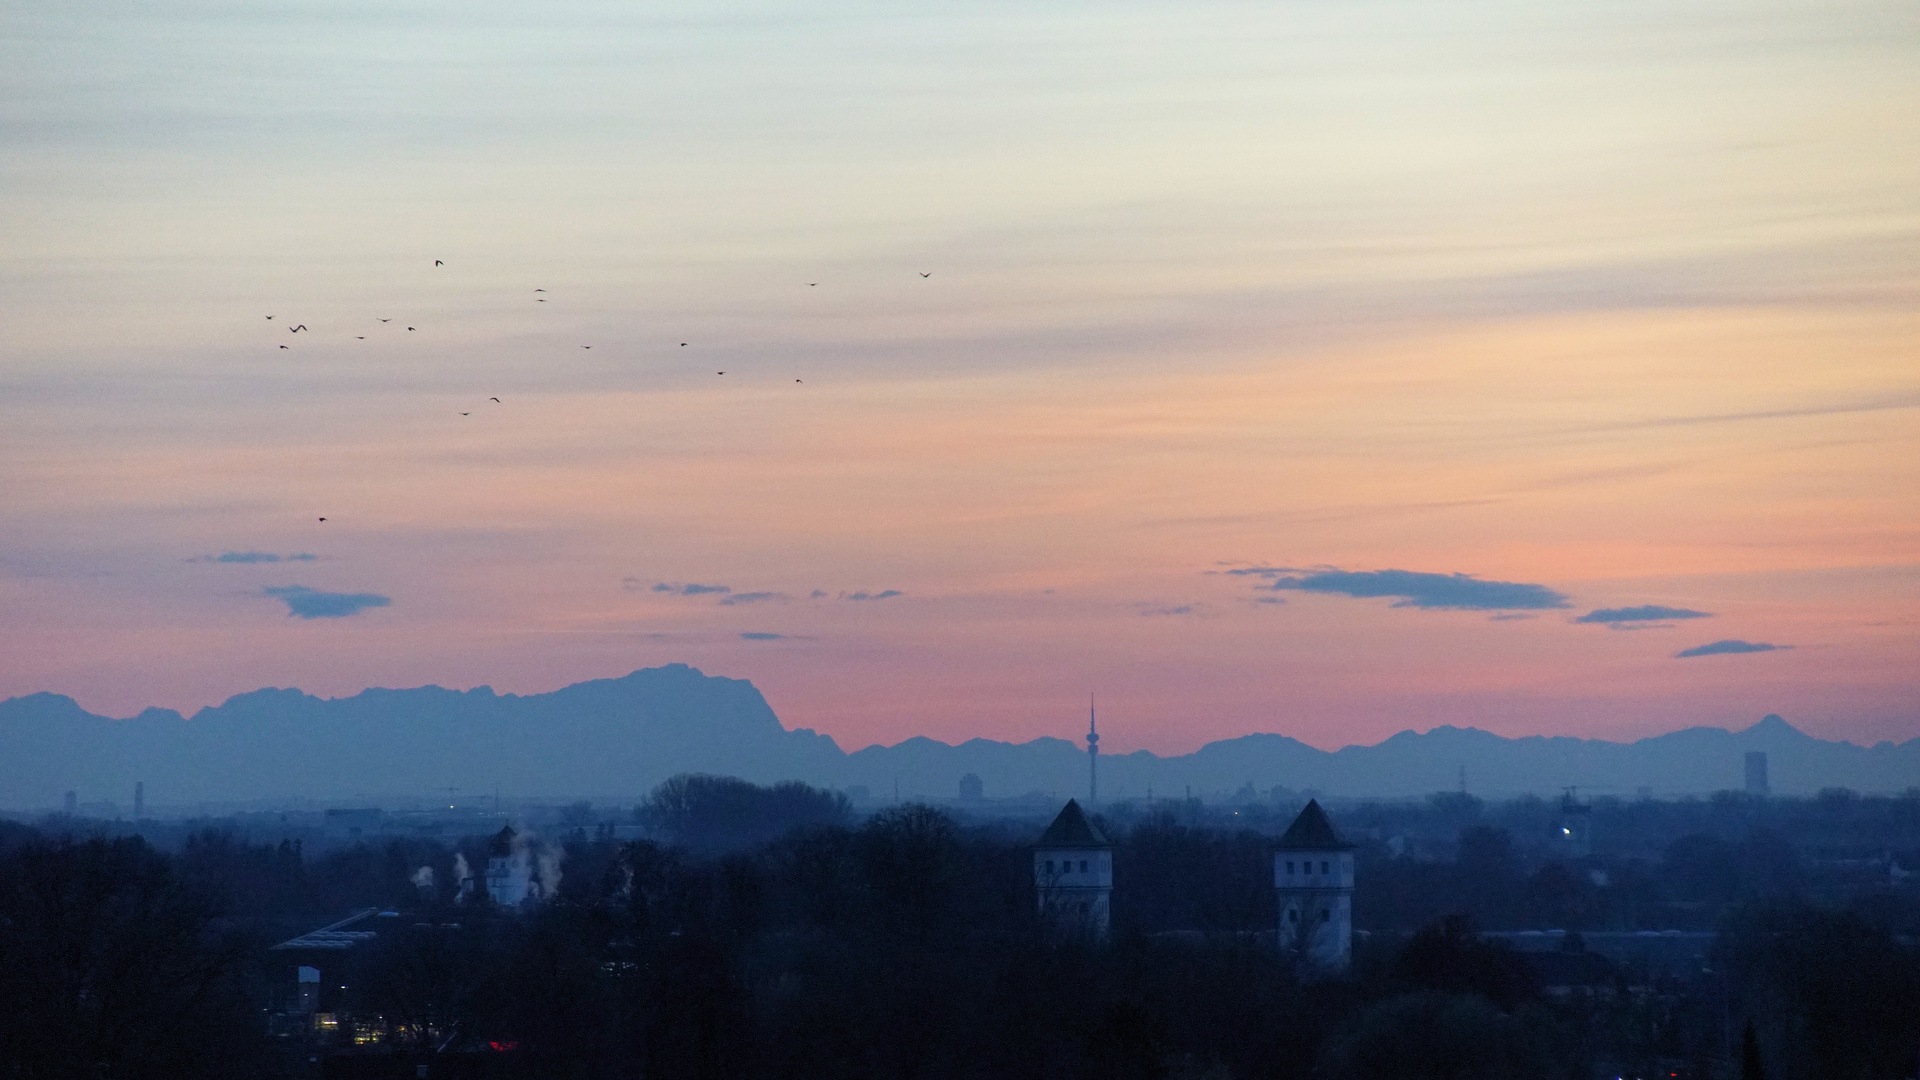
3;665;1914;807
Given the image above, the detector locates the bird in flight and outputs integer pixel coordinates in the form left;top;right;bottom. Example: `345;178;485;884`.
795;379;803;383
536;298;545;302
356;336;365;339
265;315;273;320
378;318;391;323
490;397;500;403
808;283;817;287
290;325;307;332
534;289;545;292
680;342;687;347
581;345;591;349
435;260;444;266
920;272;931;278
407;327;415;331
716;371;725;375
279;345;289;349
460;412;470;416
317;517;327;522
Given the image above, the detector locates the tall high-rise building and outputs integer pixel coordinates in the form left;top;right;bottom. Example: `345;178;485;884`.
1745;751;1769;797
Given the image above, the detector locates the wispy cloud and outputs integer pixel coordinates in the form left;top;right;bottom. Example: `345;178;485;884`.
263;585;391;619
650;582;731;596
1577;605;1712;626
1572;392;1920;436
191;551;318;564
1137;603;1196;617
1674;639;1789;659
844;590;902;601
1263;568;1570;611
719;591;787;606
740;632;787;640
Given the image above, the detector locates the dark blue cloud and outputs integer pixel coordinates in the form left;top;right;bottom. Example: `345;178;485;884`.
810;590;829;599
740;632;786;640
652;582;731;596
1577;605;1712;625
1138;604;1195;616
719;591;787;606
844;590;902;601
193;551;318;564
1264;569;1569;610
1222;566;1295;577
263;585;390;619
1675;639;1788;659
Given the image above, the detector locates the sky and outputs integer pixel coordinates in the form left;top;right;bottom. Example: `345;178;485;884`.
3;0;1916;755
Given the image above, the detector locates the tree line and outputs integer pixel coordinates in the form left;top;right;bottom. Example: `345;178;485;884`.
1;777;1916;1079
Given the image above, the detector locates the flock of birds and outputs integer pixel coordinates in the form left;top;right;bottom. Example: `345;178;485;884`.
272;259;937;523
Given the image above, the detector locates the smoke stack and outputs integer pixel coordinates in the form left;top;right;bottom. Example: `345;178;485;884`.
134;781;144;820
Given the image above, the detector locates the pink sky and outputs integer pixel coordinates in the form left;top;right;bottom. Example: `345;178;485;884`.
3;0;1916;755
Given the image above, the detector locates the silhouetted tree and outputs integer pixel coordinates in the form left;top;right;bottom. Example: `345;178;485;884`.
0;836;263;1079
1742;1020;1767;1080
640;774;849;853
1717;902;1920;1080
1319;992;1569;1080
1391;915;1539;1009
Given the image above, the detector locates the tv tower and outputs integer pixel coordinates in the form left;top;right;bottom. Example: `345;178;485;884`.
1087;693;1099;806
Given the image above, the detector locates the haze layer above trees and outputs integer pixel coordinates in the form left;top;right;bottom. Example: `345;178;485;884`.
4;665;1915;808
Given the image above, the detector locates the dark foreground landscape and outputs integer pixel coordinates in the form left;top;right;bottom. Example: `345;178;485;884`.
2;777;1917;1080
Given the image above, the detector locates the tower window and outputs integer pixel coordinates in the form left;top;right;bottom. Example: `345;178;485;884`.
1286;861;1294;874
1079;860;1088;873
1321;861;1330;875
1044;860;1053;873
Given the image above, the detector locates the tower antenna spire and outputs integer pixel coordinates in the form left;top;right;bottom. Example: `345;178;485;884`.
1087;693;1099;806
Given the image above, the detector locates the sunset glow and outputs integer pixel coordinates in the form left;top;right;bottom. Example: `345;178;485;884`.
4;0;1916;753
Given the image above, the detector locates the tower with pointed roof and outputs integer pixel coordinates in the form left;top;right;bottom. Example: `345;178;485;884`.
486;824;532;907
1034;799;1112;939
1274;799;1354;972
